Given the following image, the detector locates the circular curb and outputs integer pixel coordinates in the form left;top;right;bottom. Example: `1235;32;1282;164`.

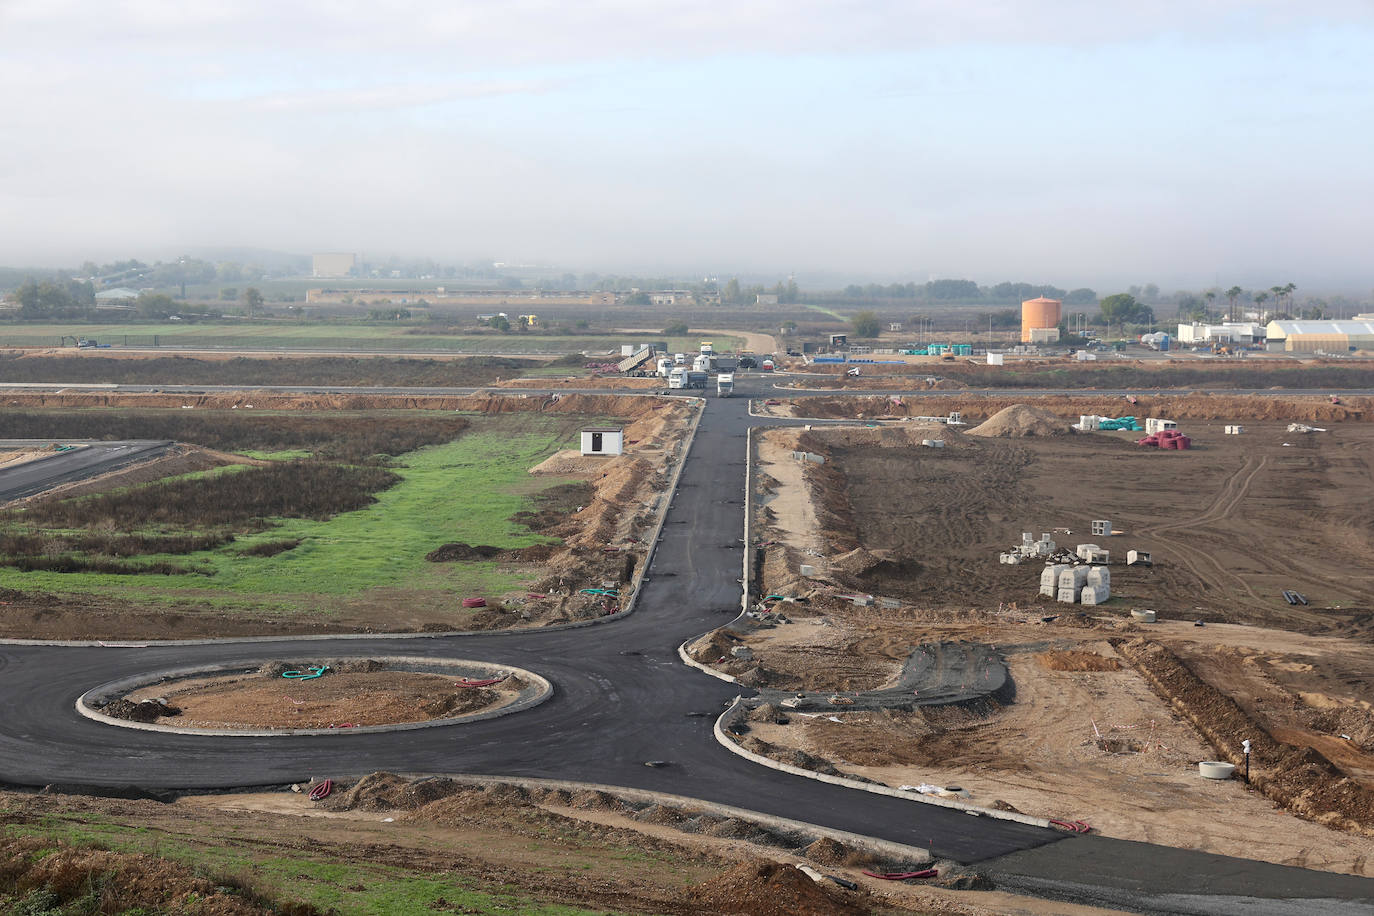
76;655;553;737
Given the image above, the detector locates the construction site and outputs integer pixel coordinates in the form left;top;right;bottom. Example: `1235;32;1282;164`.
693;396;1374;876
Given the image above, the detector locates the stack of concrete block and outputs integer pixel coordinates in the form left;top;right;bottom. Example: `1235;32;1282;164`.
1057;566;1090;603
1040;563;1070;597
1081;585;1110;605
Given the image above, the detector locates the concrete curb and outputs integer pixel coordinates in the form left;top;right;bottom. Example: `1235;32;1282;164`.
376;772;933;867
713;697;1054;831
0;395;704;650
676;639;739;684
76;655;552;737
742;422;755;612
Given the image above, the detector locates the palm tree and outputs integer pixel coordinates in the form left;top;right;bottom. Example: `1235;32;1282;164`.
1283;283;1297;312
1204;290;1217;321
1254;291;1270;319
1225;286;1243;322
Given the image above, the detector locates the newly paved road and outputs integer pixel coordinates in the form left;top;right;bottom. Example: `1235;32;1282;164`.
0;384;1371;913
0;440;172;501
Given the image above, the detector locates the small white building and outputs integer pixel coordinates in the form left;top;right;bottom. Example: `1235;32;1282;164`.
580;427;624;457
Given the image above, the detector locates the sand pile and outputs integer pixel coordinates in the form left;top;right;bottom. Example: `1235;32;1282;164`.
690;860;871;916
529;450;615;476
967;404;1068;438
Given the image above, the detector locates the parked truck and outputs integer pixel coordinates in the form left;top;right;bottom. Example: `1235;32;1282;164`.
686;370;708;389
667;366;687;389
717;372;734;397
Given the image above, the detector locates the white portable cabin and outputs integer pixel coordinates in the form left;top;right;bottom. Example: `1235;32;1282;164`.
1144;418;1177;435
580;427;624;457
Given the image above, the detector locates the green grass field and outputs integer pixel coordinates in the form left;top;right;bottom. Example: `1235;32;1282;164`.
0;322;740;356
8;415;595;615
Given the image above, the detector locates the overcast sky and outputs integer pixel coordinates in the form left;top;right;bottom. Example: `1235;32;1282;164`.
2;1;1372;289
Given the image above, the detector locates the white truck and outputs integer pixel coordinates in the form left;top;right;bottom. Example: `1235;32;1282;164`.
717;372;734;397
667;366;687;389
656;357;672;377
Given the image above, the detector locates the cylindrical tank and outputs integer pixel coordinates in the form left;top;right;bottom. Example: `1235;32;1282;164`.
1021;297;1062;343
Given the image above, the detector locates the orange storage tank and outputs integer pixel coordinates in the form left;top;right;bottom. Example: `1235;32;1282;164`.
1021;297;1062;342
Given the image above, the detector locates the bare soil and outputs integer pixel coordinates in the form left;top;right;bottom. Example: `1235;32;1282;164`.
756;419;1374;625
729;410;1374;874
120;669;518;729
785;355;1374;391
761;392;1373;424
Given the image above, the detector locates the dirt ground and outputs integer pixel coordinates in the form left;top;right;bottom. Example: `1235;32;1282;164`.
755;419;1374;625
758;392;1374;425
119;668;522;729
730;410;1374;875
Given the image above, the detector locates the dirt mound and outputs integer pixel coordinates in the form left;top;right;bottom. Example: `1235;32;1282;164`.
99;698;179;723
1037;650;1121;672
568;789;630;813
424;542;507;561
690;628;741;664
529;450;615;476
690;859;871;916
331;772;422;811
633;804;688;827
830;547;883;577
800;837;880;868
0;835;308;915
967;404;1068;438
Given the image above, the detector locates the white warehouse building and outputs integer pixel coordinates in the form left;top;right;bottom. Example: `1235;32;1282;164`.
1265;320;1374;353
1176;322;1265;345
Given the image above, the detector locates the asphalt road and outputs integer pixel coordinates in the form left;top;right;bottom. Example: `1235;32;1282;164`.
0;390;1371;912
0;440;172;501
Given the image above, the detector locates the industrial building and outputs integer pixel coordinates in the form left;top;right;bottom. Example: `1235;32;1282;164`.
1021;297;1061;343
1176;322;1266;345
1265;320;1374;353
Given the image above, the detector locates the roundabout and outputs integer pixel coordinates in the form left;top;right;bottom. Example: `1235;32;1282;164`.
76;655;552;736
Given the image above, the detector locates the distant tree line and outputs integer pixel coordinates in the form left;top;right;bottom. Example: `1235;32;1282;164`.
826;280;1098;306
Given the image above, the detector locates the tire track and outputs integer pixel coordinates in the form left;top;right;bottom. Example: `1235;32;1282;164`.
1134;456;1268;603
